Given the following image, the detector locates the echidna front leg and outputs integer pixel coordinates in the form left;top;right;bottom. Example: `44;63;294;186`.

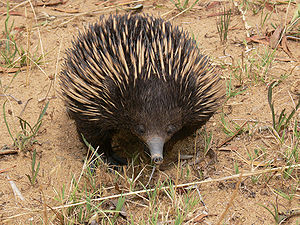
75;121;127;166
102;136;127;166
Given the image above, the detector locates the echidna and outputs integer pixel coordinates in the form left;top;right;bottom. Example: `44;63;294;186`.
60;14;224;165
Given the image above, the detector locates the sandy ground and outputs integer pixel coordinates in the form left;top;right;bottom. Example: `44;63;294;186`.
0;0;299;224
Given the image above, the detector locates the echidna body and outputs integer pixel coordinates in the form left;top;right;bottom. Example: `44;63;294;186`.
60;14;224;165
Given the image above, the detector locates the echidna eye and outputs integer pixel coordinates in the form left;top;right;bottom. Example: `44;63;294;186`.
136;124;145;136
166;124;176;136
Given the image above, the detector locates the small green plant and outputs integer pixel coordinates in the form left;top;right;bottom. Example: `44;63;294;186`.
274;6;300;39
229;46;278;84
53;184;66;204
268;82;300;136
112;196;125;223
216;8;231;43
259;202;281;224
260;10;272;29
234;161;239;174
144;181;164;224
199;128;213;156
259;48;276;78
173;190;200;224
220;113;245;137
25;149;40;186
170;0;199;11
274;188;295;202
3;101;49;150
225;74;247;101
0;3;19;67
0;2;44;69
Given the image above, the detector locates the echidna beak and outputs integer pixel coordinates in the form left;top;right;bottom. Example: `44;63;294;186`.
147;137;164;165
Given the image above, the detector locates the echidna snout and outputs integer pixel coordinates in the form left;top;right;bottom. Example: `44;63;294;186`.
146;136;165;164
133;113;180;165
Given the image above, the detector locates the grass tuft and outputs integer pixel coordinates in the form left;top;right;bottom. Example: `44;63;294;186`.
216;8;231;44
25;149;40;186
268;81;300;137
3;101;49;151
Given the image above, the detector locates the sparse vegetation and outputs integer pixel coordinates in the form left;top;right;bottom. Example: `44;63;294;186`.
261;203;280;224
25;149;40;186
268;81;300;138
0;0;299;224
169;0;199;12
216;8;231;44
0;2;43;69
2;101;49;151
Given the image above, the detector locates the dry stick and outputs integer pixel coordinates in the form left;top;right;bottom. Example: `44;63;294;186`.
0;149;18;155
232;0;250;51
3;164;299;221
193;130;198;165
0;0;29;17
145;166;156;188
215;173;243;225
0;165;16;173
26;54;47;77
36;0;68;7
25;6;32;86
57;0;145;27
0;11;23;16
161;8;176;18
53;39;63;97
28;0;45;65
175;149;181;195
168;6;193;21
39;187;48;225
217;121;248;148
19;98;33;117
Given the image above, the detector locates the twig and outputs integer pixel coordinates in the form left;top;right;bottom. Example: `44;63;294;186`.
28;0;45;65
145;166;156;188
0;149;18;155
216;173;243;225
0;165;16;173
19;98;33;117
36;0;68;7
232;0;250;50
53;39;63;97
0;0;29;17
53;0;143;27
0;11;24;16
0;66;26;73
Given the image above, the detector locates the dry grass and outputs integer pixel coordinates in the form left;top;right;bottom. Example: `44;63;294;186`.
0;0;299;224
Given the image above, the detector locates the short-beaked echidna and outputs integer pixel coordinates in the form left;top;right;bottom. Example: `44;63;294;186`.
60;14;224;165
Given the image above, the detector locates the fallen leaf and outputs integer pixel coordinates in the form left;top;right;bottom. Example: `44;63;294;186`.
269;25;282;48
265;2;274;12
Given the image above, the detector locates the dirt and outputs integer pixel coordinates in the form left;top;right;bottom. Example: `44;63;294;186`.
0;0;299;224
